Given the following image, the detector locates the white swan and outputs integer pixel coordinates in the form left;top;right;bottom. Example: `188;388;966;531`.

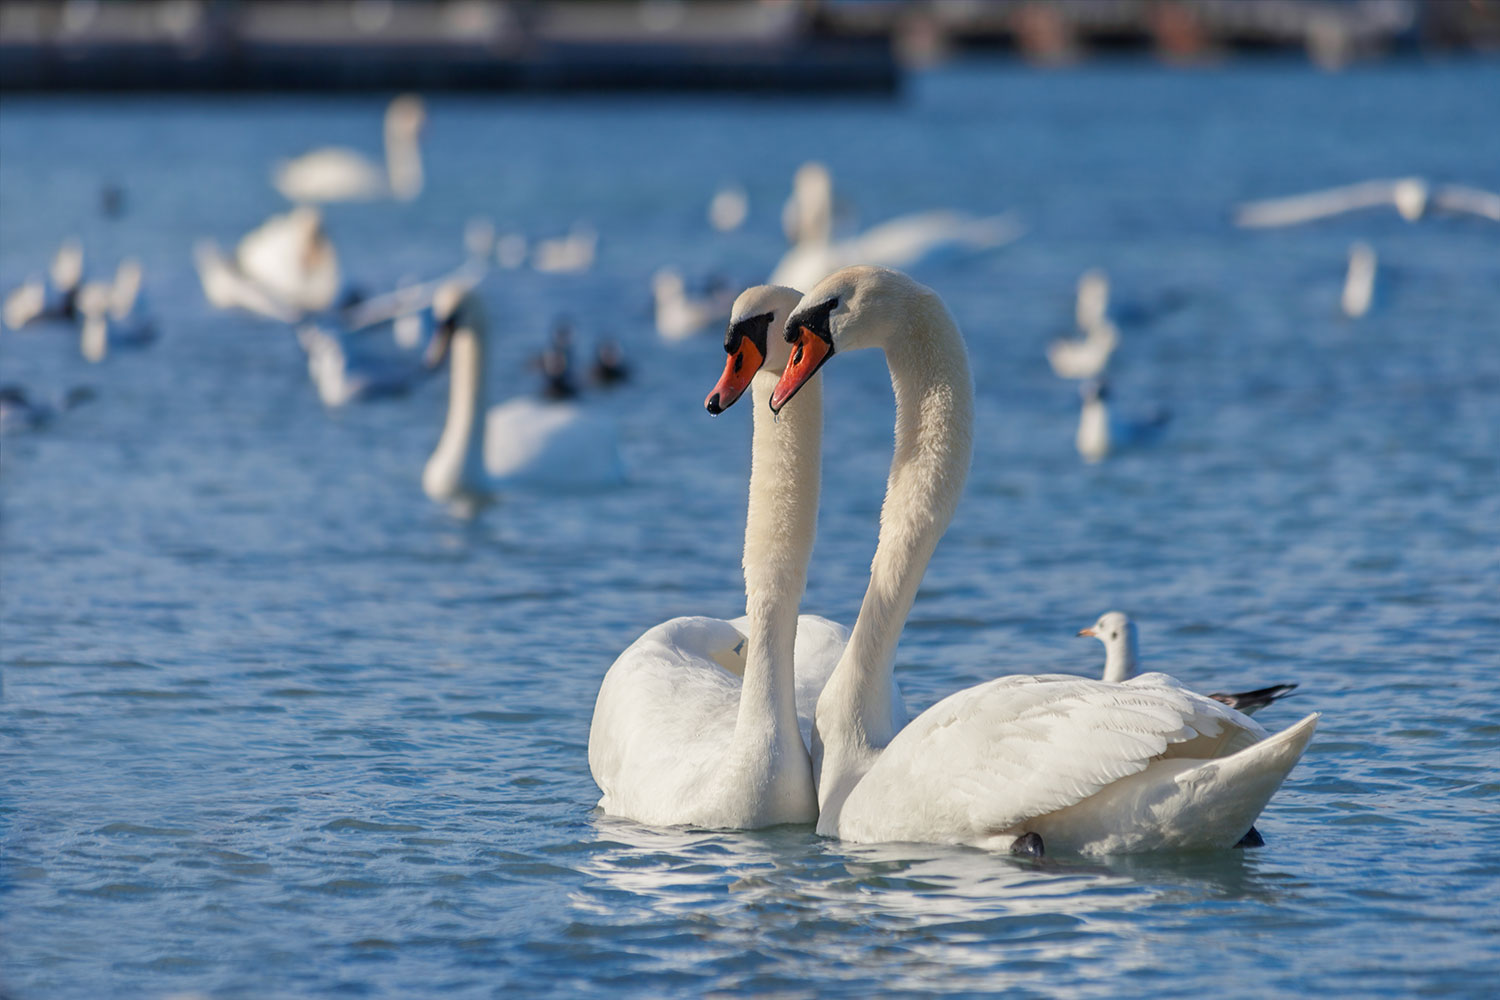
1234;177;1500;228
1076;378;1169;464
708;183;749;233
1342;241;1377;319
768;265;1318;854
770;163;1021;291
193;240;300;323
651;268;734;341
1079;611;1299;715
531;224;597;274
421;285;624;514
3;239;85;330
234;207;344;315
272;95;425;203
588;286;899;828
295;321;436;407
78;259;156;362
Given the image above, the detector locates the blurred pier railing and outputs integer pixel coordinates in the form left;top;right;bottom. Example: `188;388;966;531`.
2;1;1495;94
0;0;899;94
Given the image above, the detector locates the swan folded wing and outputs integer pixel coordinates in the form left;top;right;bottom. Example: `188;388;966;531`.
274;149;386;202
835;673;1265;845
587;616;745;820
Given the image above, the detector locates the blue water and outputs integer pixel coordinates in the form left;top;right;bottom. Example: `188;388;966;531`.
3;62;1500;998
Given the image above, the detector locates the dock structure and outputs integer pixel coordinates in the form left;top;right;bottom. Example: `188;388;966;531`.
1;1;1494;94
0;1;899;95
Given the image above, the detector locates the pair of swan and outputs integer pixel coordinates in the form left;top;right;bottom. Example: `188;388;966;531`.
421;285;625;515
272;95;425;204
769;162;1022;292
590;266;1317;854
1079;611;1298;715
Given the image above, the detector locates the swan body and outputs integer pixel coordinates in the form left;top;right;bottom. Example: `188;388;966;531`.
590;286;853;828
770;265;1316;853
652;268;734;341
3;239;85;330
193;240;300;323
296;323;435;407
77;259;156;362
273;95;425;203
1235;177;1500;228
421;287;624;513
1076;379;1169;463
1079;611;1299;715
771;209;1021;292
1342;242;1377;319
235;207;343;315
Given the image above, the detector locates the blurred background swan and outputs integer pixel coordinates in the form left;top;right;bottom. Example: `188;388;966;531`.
1235;176;1500;227
1076;378;1170;463
3;239;86;330
78;258;156;362
272;94;425;203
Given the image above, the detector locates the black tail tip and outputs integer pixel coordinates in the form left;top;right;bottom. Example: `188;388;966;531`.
1234;826;1265;849
1010;832;1045;858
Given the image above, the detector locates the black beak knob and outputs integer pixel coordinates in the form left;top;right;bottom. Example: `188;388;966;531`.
705;394;721;415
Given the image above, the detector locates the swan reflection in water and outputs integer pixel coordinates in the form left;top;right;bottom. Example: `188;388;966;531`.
575;815;1291;992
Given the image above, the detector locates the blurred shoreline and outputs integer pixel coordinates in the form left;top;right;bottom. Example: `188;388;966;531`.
0;0;1496;95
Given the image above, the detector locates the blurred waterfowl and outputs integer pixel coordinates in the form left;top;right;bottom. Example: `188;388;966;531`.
1234;177;1500;228
532;224;598;274
1342;241;1378;319
422;286;625;514
193;240;300;323
296;320;439;408
589;339;630;387
1075;378;1169;463
3;239;85;330
1078;612;1299;715
708;183;749;233
272;94;425;203
235;207;344;314
0;384;94;435
652;268;734;341
78;259;156;362
770;162;1022;291
765;265;1317;855
590;285;904;828
1048;277;1120;379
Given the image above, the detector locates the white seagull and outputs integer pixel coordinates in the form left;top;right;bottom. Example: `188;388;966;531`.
1234;177;1500;228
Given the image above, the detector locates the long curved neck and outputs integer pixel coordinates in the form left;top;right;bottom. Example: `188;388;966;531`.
386;126;422;200
731;367;822;757
423;325;489;503
816;294;974;816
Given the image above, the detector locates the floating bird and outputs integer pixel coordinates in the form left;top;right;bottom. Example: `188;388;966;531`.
1078;611;1299;715
590;285;905;828
532;224;597;274
589;338;630;387
765;265;1317;854
234;207;344;315
296;319;438;408
708;183;749;232
0;384;94;434
78;259;156;362
422;286;625;515
1234;177;1500;228
3;239;85;330
193;240;300;323
651;268;734;341
770;163;1021;290
1075;379;1169;463
272;94;425;203
1342;241;1378;319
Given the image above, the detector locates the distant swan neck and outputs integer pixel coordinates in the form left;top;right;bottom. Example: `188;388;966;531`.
423;325;488;502
386;124;423;200
817;292;974;813
733;367;823;753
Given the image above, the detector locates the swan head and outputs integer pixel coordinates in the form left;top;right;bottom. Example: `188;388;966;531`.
425;281;481;368
386;94;426;137
704;284;802;414
770;265;937;413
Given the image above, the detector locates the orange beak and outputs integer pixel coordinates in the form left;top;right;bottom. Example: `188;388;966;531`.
705;338;765;414
1077;627;1097;637
769;326;832;413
